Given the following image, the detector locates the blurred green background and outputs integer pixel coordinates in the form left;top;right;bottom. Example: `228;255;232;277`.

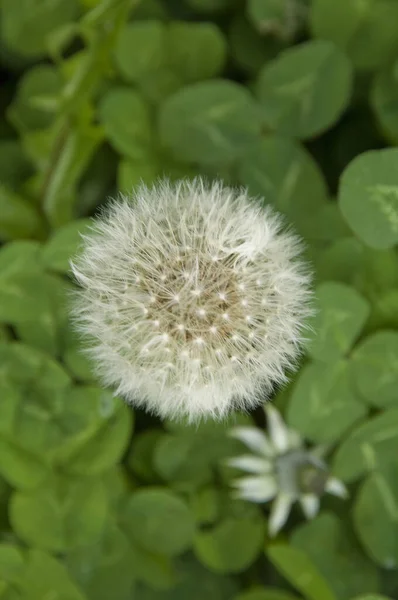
1;0;398;598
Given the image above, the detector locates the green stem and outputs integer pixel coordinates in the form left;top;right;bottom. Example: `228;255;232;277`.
41;0;136;226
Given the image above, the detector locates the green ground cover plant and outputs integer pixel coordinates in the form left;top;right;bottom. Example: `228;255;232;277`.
0;0;398;598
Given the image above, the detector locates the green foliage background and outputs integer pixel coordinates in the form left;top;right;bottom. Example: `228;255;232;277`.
0;0;398;598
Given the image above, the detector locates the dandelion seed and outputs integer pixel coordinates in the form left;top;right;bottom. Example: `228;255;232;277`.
70;178;311;421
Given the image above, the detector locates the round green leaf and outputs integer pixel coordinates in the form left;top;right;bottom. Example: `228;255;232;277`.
190;487;220;526
10;475;107;552
287;360;366;443
64;395;133;476
66;520;136;600
0;343;71;419
0;342;71;489
167;22;226;83
301;202;351;243
159;79;262;165
371;63;398;144
315;238;364;284
194;516;265;574
0;545;24;584
98;87;153;160
358;246;398;295
135;555;238;600
248;0;304;41
266;544;336;600
164;413;250;463
369;289;398;331
0;267;61;326
0;241;41;278
354;464;398;568
307;282;370;363
1;382;131;475
0;342;70;391
291;513;379;599
0;140;33;190
62;328;96;383
135;69;182;106
229;14;284;75
129;0;168;21
154;434;212;489
14;274;70;356
118;157;159;193
7;65;62;132
20;549;86;600
350;331;398;407
233;588;299;600
256;40;352;139
20;125;58;171
155;432;241;496
117;154;193;194
351;596;393;600
310;0;398;71
0;579;21;599
238;135;328;230
0;436;51;491
118;19;228;104
127;429;163;482
0;185;46;242
75;549;136;600
0;343;73;450
122;488;195;557
0;0;80;58
41;219;91;273
332;408;398;483
101;467;130;511
113;21;166;83
339;148;398;249
128;540;175;590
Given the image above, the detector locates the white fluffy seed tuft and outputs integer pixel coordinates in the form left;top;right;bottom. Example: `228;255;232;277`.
70;178;312;422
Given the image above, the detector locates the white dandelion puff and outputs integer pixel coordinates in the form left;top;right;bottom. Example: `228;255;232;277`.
70;178;311;422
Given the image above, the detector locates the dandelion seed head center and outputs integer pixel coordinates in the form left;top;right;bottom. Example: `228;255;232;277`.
120;247;271;361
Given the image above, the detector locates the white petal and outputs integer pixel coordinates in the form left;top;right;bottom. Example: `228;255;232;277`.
229;426;274;456
268;493;294;537
232;475;278;503
325;477;348;499
265;405;292;453
300;494;320;519
226;455;273;474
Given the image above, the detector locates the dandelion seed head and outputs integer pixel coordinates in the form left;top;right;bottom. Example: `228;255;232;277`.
71;178;312;421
